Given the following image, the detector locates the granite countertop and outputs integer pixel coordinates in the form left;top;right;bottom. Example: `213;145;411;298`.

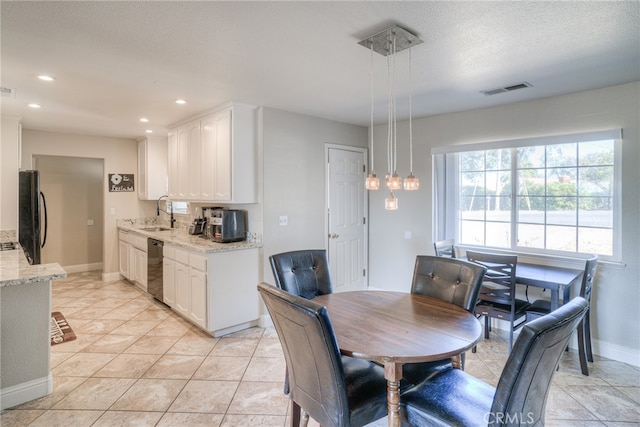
0;231;67;288
117;219;262;253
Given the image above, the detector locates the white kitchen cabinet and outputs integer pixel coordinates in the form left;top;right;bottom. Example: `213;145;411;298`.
201;109;231;201
118;230;147;291
162;243;259;336
118;231;130;279
168;102;257;203
189;258;207;329
172;247;191;318
167;130;178;199
174;120;201;200
162;246;176;307
133;247;147;292
137;135;168;200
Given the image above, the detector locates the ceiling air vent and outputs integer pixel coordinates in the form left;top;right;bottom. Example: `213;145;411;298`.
481;82;532;96
1;87;16;97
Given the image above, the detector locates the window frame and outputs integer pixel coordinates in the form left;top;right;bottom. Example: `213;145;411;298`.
432;129;622;262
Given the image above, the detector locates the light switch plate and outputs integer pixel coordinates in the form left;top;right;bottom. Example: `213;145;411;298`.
279;216;288;226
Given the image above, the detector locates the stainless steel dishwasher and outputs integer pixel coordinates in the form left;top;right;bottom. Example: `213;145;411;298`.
147;238;164;302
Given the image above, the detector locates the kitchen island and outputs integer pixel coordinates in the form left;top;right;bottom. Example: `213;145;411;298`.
117;220;261;337
0;231;67;410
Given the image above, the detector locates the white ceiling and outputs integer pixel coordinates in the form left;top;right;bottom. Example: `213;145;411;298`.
2;1;639;140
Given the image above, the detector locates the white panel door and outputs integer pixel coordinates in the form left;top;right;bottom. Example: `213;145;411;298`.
327;147;367;292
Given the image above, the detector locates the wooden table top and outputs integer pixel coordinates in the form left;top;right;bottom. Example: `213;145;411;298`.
313;291;483;365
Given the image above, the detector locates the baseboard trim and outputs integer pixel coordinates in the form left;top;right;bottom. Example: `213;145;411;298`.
0;373;53;410
258;314;273;328
490;318;640;367
210;320;260;338
61;262;103;274
594;338;640;367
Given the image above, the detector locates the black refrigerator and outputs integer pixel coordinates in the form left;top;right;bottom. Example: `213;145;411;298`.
19;170;48;265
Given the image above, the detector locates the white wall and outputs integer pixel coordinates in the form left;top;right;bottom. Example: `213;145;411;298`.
261;107;368;283
21;129;144;276
369;82;640;365
0;117;21;231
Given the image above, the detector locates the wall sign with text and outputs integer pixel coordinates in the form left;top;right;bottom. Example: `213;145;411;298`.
108;173;134;192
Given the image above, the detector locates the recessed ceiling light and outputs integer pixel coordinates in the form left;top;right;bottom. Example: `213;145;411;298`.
28;103;41;108
37;75;55;82
140;118;149;122
175;99;186;105
145;129;153;134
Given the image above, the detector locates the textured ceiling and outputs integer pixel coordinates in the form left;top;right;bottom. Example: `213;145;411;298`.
1;1;639;139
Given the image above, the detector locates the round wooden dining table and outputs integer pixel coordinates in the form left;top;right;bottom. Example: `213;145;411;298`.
313;291;483;427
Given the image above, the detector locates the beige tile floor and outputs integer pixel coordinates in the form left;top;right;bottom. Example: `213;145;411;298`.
2;271;639;426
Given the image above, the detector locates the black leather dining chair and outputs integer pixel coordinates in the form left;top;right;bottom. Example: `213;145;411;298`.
269;249;335;396
269;249;333;299
402;255;487;382
433;239;456;258
400;296;589;427
467;250;531;350
526;255;598;375
257;283;389;427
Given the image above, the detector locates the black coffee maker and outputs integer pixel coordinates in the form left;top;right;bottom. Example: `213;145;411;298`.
189;206;221;235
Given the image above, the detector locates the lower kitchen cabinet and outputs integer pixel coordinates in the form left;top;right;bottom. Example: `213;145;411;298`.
162;252;176;307
163;243;259;336
190;268;207;328
118;234;129;279
118;230;147;292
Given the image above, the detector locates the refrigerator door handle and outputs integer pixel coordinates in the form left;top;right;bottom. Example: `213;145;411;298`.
40;191;48;248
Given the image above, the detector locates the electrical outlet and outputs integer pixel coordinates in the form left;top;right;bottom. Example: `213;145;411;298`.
279;216;288;226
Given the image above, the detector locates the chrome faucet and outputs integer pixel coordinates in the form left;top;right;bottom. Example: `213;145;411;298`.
156;195;176;228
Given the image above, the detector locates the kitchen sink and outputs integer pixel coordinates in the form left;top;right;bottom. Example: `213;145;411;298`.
138;227;172;232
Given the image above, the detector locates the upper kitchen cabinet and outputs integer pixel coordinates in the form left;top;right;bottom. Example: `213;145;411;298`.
168;103;257;203
137;135;168;200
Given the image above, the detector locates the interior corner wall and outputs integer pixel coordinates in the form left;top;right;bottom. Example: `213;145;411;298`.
1;117;21;231
21;129;141;275
260;107;368;285
368;82;640;365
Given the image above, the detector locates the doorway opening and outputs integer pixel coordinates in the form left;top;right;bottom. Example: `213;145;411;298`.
34;155;104;272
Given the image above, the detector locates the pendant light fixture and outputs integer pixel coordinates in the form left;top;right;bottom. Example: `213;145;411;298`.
403;44;420;191
359;25;422;209
365;43;380;190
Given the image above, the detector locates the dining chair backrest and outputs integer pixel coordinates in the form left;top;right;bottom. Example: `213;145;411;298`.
465;250;517;305
257;283;388;427
580;255;598;302
400;297;589;427
411;255;487;312
269;250;333;299
433;239;456;258
490;296;589;424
